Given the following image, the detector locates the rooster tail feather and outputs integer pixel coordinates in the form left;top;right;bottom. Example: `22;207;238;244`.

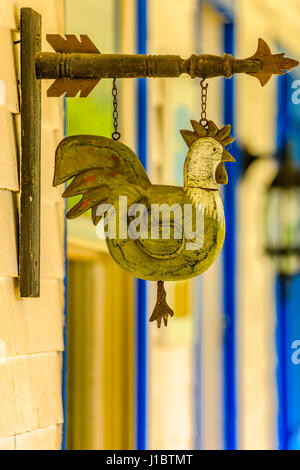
53;135;151;189
62;169;126;198
65;182;146;221
66;186;111;219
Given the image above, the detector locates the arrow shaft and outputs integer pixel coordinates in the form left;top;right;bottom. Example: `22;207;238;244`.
35;52;261;80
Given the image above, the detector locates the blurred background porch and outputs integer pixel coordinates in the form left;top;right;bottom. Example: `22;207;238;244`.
64;0;300;450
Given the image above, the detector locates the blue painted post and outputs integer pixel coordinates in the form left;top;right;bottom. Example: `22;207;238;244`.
276;76;289;150
275;75;289;450
194;278;202;449
222;21;238;450
61;201;68;450
276;275;289;449
136;0;148;451
62;103;68;450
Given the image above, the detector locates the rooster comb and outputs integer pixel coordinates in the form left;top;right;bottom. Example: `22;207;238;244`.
180;120;236;162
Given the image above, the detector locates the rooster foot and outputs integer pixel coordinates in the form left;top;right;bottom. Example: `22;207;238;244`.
149;281;174;328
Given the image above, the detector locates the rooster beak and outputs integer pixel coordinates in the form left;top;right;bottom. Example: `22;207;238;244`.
222;149;236;162
216;162;228;185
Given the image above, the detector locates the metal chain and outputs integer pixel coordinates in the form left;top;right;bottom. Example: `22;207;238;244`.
112;78;121;141
200;78;209;128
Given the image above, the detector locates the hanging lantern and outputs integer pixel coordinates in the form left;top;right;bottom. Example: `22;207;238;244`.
265;144;300;276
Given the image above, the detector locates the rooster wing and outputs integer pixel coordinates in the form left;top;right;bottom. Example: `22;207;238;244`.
53;135;151;222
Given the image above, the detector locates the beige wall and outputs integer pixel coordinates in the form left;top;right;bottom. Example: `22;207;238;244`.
0;0;65;449
148;0;300;450
148;0;198;450
236;0;300;450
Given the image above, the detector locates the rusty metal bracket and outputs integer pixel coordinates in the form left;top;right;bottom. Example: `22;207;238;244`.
18;7;299;297
35;35;299;98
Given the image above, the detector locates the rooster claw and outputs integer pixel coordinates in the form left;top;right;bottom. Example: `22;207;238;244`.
149;281;174;328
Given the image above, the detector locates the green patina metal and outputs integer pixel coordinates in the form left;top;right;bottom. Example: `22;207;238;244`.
53;120;235;326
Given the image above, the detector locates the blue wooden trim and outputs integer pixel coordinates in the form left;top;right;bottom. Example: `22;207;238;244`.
275;275;289;450
136;280;147;450
222;20;237;451
276;75;289;150
61;99;67;450
206;0;235;22
204;0;238;450
275;75;289;450
61;200;68;450
194;278;203;449
275;72;300;449
136;0;148;451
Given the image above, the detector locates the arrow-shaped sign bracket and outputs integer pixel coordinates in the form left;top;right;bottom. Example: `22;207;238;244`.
19;7;299;299
45;34;101;97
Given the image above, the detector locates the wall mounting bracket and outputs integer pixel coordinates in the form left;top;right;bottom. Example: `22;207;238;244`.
19;7;299;297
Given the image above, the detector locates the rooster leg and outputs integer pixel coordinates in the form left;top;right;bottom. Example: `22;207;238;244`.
149;281;174;328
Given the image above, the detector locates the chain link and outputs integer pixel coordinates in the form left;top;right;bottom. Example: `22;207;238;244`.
200;78;209;128
112;78;121;141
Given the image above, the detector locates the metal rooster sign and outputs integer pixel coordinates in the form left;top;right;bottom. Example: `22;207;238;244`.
53;121;235;327
18;8;300;303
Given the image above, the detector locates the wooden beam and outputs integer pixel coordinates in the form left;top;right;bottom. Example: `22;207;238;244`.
19;8;41;297
34;37;298;97
35;51;261;80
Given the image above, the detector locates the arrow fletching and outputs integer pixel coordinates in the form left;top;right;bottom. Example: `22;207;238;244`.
46;34;101;97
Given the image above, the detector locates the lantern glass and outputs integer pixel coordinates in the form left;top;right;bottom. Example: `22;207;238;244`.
266;186;300;275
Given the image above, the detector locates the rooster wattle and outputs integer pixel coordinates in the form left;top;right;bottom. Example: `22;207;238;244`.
53;119;235;327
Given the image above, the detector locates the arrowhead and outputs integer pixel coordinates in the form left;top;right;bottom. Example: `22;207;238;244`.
247;38;299;86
